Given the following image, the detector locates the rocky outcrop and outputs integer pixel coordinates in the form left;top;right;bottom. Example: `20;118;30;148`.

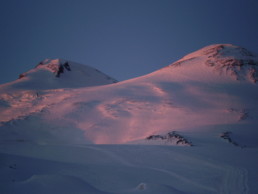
146;131;193;146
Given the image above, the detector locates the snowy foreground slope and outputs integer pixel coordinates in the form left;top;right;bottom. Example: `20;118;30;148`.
0;44;258;193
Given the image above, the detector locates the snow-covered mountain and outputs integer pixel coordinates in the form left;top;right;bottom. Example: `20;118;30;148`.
1;44;257;145
0;58;117;91
1;44;258;193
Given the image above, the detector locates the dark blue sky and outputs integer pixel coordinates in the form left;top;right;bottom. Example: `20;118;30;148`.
1;0;258;84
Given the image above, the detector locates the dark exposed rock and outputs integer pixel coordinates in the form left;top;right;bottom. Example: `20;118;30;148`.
146;135;165;140
56;65;64;77
56;62;72;77
204;45;258;83
18;73;26;79
220;131;245;148
146;131;193;146
63;62;71;71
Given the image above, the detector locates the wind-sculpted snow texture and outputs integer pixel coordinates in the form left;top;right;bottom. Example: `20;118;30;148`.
0;44;258;193
0;143;255;194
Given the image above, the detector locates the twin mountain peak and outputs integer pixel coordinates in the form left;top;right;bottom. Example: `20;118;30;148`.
11;44;258;90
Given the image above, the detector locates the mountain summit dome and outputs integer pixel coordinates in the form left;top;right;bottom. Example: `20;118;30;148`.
179;44;255;60
165;44;258;83
2;59;118;90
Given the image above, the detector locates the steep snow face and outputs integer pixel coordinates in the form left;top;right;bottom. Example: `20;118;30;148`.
0;45;258;145
1;59;117;90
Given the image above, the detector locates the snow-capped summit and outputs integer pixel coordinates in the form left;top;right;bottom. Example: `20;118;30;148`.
179;44;255;61
150;44;258;84
2;59;117;90
167;44;258;83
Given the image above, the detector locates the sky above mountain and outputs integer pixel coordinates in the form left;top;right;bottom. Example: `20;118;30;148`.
0;0;258;84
